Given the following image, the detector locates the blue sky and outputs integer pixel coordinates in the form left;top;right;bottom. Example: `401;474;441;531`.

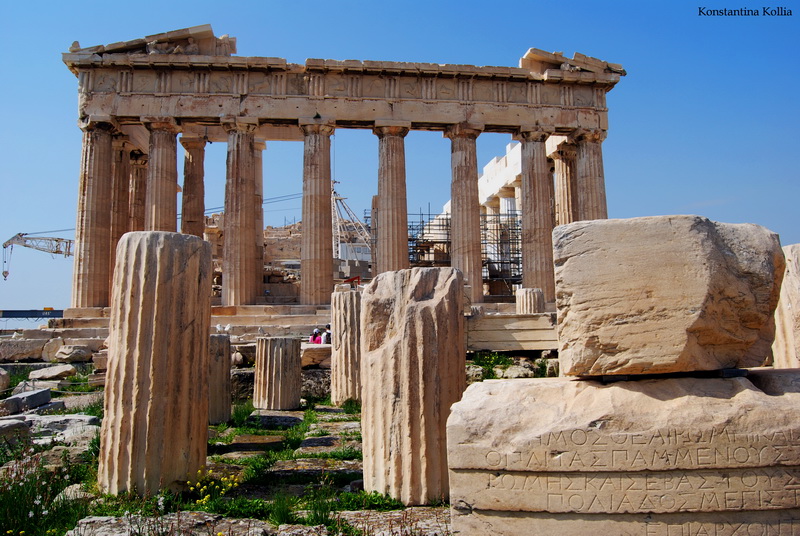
0;0;797;326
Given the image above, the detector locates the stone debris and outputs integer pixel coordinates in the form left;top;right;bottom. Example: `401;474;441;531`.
2;387;51;414
361;268;465;505
29;363;77;380
65;512;275;536
331;287;362;404
773;243;800;367
554;215;784;376
54;344;94;363
0;366;8;392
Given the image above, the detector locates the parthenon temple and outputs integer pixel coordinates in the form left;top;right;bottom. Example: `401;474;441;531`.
62;24;625;312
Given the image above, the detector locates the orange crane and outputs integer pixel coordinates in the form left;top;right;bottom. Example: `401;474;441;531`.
2;233;74;280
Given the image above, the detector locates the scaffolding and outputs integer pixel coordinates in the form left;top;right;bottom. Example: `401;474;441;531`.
365;210;523;294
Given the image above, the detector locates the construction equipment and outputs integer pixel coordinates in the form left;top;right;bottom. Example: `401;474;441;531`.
331;181;372;260
2;233;74;280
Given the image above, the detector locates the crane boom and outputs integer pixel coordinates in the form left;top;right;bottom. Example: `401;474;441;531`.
2;233;74;280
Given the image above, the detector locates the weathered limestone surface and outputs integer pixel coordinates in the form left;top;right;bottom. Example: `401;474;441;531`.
0;339;46;362
448;374;800;534
208;334;231;425
331;288;361;405
515;288;545;314
254;337;301;410
773;244;800;368
98;232;211;496
554;216;784;375
29;364;77;381
361;268;466;505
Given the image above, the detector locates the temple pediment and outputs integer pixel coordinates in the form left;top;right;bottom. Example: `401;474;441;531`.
67;24;236;57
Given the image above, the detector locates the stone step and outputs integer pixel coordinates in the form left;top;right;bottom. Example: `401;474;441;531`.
211;315;330;327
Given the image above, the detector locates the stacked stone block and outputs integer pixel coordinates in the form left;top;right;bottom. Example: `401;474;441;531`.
448;216;797;534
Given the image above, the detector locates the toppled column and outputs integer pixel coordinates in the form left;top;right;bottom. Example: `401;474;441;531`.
361;268;465;505
331;285;362;405
98;231;211;496
208;334;232;425
254;337;301;410
515;288;545;314
773;244;800;368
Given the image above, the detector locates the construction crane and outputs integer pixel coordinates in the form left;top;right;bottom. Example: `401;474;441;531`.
331;181;372;260
2;233;74;280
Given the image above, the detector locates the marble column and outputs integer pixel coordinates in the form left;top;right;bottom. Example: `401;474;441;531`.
110;135;131;296
373;124;410;274
254;141;266;297
573;128;608;221
222;118;259;306
517;128;555;302
254;337;301;410
331;286;362;405
553;142;578;226
72;120;115;309
128;153;148;232
300;122;335;305
144;118;180;232
497;187;517;278
180;137;206;238
444;123;483;304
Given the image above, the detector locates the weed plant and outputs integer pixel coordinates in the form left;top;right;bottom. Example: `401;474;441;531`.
472;352;513;379
340;399;361;415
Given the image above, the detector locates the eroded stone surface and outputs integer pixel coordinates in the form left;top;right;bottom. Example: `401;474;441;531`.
29;364;77;381
361;268;465;505
554;216;784;375
773;244;800;368
98;232;211;496
447;373;800;533
331;288;362;405
254;337;301;410
209;334;231;425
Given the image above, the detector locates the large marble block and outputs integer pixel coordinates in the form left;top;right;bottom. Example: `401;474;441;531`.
361;267;466;505
554;215;784;375
98;232;211;496
773;244;800;368
447;373;800;534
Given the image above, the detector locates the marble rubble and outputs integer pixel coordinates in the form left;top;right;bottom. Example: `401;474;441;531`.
98;232;211;496
448;216;798;534
361;268;465;505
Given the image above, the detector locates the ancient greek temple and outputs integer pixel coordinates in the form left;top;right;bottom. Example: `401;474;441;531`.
63;24;624;312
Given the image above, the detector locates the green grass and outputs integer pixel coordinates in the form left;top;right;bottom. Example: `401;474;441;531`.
472;352;514;380
340;399;361;414
230;399;255;428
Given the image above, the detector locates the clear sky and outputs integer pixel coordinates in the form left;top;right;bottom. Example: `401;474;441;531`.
0;0;797;328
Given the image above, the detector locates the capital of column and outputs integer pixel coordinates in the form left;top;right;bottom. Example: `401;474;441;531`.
552;141;577;161
142;117;181;134
130;151;149;168
179;137;207;150
373;125;410;138
299;120;335;137
514;125;554;143
254;140;266;151
221;116;259;134
443;122;484;140
79;117;117;134
570;128;607;144
111;134;131;150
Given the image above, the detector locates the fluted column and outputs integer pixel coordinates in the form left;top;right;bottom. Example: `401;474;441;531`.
573;128;608;221
373;124;410;274
128;153;148;232
331;286;362;405
254;141;266;297
254;337;301;410
222;118;259;306
144;118;180;231
98;231;211;496
553;143;578;226
517;128;555;301
300;122;335;305
209;334;232;425
444;123;483;304
180;137;206;238
110;135;131;297
72;120;115;308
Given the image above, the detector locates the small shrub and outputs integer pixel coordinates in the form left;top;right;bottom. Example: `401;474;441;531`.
230;400;255;428
269;492;299;525
340;399;361;415
472;352;513;380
